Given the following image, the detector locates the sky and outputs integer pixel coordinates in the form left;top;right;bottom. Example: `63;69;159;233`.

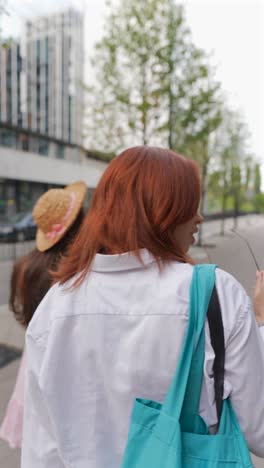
1;0;264;161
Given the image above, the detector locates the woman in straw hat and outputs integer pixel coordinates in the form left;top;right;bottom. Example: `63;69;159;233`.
0;181;87;449
22;147;264;467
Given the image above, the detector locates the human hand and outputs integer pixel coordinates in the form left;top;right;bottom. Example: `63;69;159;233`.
254;271;264;324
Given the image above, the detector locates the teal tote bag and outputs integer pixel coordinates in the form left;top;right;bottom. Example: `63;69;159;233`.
122;264;253;467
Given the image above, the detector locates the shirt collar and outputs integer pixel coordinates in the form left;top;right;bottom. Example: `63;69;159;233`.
91;249;156;272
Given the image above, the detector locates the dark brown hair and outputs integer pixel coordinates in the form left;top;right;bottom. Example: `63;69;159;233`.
54;146;201;288
9;209;84;327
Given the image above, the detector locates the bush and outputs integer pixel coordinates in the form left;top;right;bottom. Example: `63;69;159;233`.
253;193;264;213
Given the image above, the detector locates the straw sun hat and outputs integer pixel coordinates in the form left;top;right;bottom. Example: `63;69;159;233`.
33;181;87;252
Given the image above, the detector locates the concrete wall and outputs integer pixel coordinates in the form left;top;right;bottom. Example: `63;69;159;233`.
0;146;108;188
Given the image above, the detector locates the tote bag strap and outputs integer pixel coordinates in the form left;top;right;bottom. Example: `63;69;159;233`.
162;264;217;420
182;282;225;427
207;285;225;425
180;265;218;422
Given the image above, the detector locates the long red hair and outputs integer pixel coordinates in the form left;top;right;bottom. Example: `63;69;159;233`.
54;146;201;287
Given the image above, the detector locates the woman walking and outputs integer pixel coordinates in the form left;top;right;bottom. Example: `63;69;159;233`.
0;181;87;449
22;147;264;467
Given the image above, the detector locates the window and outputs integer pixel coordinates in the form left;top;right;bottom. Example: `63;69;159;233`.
0;179;7;218
0;129;16;147
36;39;41;61
17;133;29;151
38;138;49;156
45;37;49;64
56;144;65;159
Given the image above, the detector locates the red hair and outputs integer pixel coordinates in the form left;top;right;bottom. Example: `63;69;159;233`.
54;146;201;287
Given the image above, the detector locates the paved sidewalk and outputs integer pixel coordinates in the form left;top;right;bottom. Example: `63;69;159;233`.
0;360;21;467
0;305;24;468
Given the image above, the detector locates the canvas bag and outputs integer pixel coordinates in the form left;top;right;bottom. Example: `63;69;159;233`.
122;264;253;467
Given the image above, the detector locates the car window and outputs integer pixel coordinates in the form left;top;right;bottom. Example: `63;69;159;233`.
23;213;34;223
9;212;28;223
0;212;35;225
11;212;34;225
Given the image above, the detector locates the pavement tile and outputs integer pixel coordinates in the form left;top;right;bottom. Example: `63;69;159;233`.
0;359;21;467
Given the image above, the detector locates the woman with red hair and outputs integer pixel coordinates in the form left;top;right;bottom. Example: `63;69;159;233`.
22;146;264;467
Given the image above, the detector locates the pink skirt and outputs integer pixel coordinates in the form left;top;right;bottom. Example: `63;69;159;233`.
0;351;25;449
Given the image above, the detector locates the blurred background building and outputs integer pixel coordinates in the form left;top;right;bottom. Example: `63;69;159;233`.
0;41;22;127
0;8;107;220
21;8;83;146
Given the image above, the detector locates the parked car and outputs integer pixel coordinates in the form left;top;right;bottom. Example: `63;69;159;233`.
0;212;36;242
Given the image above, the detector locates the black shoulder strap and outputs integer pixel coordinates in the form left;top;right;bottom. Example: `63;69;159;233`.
207;285;225;426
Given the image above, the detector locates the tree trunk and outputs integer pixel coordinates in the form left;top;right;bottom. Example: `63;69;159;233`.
168;87;173;149
233;179;241;230
220;179;228;236
233;193;239;230
141;62;147;145
197;163;207;246
220;199;226;236
142;116;147;145
197;146;209;246
197;182;206;246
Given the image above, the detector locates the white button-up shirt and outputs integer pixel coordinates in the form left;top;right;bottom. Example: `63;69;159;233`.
22;250;264;467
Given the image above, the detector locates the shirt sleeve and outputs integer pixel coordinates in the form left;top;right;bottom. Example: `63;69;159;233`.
21;333;67;468
219;278;264;458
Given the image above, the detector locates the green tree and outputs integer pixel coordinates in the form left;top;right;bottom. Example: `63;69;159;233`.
179;77;222;245
227;122;251;228
253;163;262;212
85;0;224;248
253;163;261;195
254;193;264;213
209;111;257;233
85;0;222;158
85;0;169;149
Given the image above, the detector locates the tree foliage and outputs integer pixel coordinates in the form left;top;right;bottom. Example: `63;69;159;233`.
84;0;261;237
85;0;222;157
208;110;260;231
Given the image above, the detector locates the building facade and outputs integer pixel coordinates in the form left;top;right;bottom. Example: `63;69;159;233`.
0;8;83;148
0;9;108;221
21;8;83;146
0;139;108;219
0;41;22;127
0;122;83;162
